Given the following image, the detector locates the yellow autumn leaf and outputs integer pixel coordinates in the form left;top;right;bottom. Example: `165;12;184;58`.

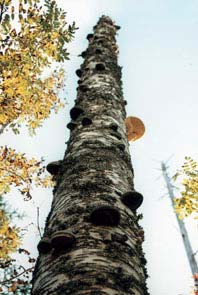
173;157;198;219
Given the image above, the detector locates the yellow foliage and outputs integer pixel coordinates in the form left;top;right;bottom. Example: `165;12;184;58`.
0;146;55;198
8;282;18;292
0;1;74;288
0;209;20;260
173;157;198;219
0;0;77;134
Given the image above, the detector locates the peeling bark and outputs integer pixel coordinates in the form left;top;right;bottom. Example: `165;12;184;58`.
31;16;149;295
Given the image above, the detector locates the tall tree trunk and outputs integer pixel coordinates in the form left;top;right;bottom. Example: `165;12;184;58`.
31;16;149;295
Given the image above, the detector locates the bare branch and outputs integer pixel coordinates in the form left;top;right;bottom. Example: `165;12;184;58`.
0;266;34;285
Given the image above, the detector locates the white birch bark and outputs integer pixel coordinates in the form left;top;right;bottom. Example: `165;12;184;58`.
32;16;149;295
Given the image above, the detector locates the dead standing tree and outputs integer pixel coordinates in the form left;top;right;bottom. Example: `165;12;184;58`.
32;16;149;295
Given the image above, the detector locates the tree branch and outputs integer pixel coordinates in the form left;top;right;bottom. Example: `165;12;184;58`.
0;123;8;135
37;207;42;238
0;266;34;284
0;1;6;24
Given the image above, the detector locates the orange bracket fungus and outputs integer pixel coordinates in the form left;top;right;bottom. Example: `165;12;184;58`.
121;191;143;211
37;237;51;254
125;116;145;141
90;205;120;226
46;161;62;175
70;106;84;120
51;231;75;251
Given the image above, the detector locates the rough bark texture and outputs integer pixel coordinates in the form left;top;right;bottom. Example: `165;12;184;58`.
32;16;149;295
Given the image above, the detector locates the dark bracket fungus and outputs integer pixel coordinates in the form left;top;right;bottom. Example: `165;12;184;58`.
37;237;51;254
97;39;104;46
46;161;61;175
31;16;149;295
90;205;120;226
110;131;122;140
121;191;143;211
111;233;128;243
117;143;125;151
95;63;106;71
82;117;92;127
109;123;118;132
95;48;102;55
70;106;84;120
87;33;94;41
67;122;78;131
140;257;147;265
81;51;87;58
51;231;75;251
76;69;83;77
79;85;89;93
115;25;121;30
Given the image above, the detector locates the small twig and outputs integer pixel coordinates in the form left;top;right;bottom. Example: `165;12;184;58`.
37;207;42;238
0;123;8;135
0;266;34;284
193;249;198;257
0;1;6;24
19;265;26;272
0;166;26;183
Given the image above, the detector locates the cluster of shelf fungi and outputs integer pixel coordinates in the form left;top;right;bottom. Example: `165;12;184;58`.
38;156;143;255
38;190;143;254
37;16;147;293
38;114;145;255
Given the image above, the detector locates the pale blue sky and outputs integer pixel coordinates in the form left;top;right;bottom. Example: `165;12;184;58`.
2;1;198;294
